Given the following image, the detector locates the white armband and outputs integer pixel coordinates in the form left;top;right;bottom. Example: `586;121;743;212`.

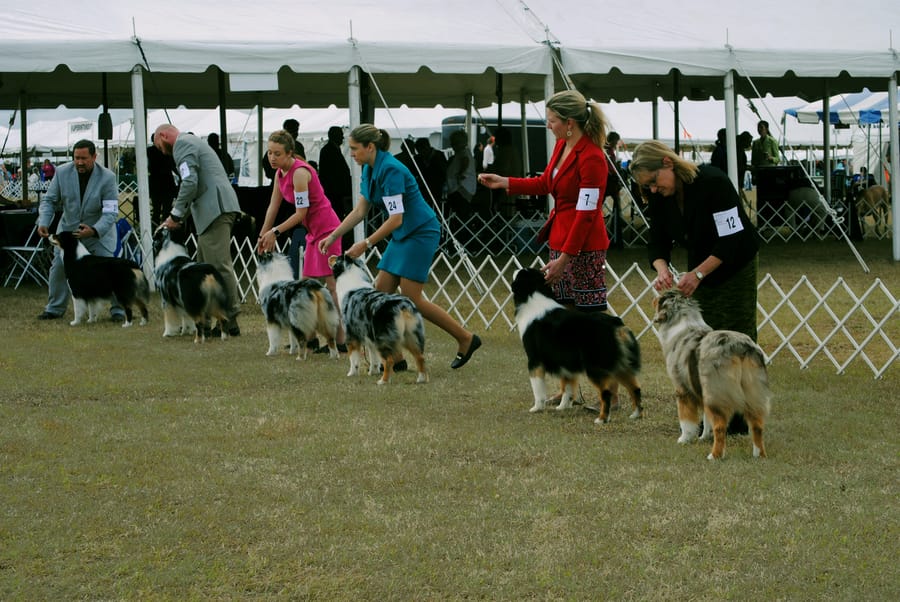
179;162;190;178
101;199;118;214
383;194;405;215
294;190;310;208
713;207;744;237
576;187;600;211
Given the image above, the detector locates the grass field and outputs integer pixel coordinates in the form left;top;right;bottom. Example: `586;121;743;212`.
1;241;898;600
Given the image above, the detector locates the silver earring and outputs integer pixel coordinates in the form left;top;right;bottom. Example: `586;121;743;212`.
566;130;572;137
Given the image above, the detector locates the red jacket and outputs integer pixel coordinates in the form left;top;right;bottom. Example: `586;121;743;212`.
507;136;609;256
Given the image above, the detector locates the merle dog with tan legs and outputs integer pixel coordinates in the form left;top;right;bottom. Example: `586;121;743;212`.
653;289;772;460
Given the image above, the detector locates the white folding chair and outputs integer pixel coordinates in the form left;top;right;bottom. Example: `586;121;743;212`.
1;211;51;289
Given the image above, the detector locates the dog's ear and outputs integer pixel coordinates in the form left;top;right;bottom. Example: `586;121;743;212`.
652;294;669;324
327;255;339;268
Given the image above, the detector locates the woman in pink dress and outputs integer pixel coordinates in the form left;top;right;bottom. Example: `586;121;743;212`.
258;129;345;347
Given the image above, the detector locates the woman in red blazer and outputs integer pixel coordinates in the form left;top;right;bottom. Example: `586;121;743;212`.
480;90;611;311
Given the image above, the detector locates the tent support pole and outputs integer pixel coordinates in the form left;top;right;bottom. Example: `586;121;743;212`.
889;74;900;261
519;90;530;176
131;66;154;284
348;66;364;246
823;81;831;205
18;95;28;205
543;71;555;212
257;104;264;187
724;71;739;191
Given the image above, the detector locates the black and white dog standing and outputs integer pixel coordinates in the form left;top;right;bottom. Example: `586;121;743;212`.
49;231;150;327
152;228;229;343
511;267;642;424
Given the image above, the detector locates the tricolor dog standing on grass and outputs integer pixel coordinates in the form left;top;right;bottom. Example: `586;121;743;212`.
652;289;772;460
511;267;643;423
152;228;230;343
256;252;340;359
329;254;427;385
48;231;150;327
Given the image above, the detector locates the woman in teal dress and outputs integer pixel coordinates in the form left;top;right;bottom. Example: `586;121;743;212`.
319;124;481;369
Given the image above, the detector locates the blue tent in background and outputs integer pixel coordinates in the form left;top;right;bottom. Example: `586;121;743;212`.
785;89;900;125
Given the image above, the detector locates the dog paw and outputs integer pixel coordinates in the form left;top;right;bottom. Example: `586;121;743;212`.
707;452;723;461
629;409;642;420
121;321;133;328
677;435;695;444
139;318;148;326
594;416;611;425
416;372;428;384
266;349;278;356
69;320;80;326
377;378;389;385
529;403;545;413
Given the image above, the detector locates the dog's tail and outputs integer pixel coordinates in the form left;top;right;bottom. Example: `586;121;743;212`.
398;305;426;353
132;268;151;305
617;325;641;374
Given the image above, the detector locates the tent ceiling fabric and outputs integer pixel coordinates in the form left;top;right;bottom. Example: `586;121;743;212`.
786;89;900;125
1;0;898;111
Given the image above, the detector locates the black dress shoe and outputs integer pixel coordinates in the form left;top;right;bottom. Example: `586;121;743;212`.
37;311;62;320
450;334;482;369
110;314;126;323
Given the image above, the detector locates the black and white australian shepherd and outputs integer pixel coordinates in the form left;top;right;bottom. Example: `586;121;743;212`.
152;228;229;343
511;267;643;424
256;252;340;359
329;254;427;385
49;231;150;327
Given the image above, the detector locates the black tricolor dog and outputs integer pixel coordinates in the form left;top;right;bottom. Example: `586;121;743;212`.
511;267;642;423
152;228;229;343
329;254;427;385
49;231;150;327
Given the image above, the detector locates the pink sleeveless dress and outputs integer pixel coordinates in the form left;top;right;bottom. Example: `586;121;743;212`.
278;158;342;277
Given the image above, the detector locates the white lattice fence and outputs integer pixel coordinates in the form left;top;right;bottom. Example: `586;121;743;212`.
120;224;897;378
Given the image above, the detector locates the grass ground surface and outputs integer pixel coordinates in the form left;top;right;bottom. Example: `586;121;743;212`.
1;240;898;600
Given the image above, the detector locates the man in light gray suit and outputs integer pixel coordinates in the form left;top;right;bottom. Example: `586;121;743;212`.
36;139;125;321
155;124;242;335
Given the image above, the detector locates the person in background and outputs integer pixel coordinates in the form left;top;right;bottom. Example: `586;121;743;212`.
206;133;235;182
318;126;354;253
318;124;481;370
36;139;125;322
737;130;753;190
258;129;345;349
479;89;611;313
630;139;759;434
605;131;624;249
155;124;243;335
413;137;447;204
481;135;495;171
710;128;727;172
750;120;780;179
41;159;55;182
444;129;477;248
147;133;178;228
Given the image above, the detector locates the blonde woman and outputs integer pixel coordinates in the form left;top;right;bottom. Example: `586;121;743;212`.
318;124;481;370
631;140;760;435
258;129;345;349
480;89;611;313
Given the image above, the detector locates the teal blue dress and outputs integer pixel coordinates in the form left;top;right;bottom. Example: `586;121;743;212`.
361;150;441;283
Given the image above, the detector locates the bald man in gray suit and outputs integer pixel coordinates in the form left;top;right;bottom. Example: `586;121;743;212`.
155;124;242;335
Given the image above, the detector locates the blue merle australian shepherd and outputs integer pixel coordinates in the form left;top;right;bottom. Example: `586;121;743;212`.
329;254;427;385
256;252;340;359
